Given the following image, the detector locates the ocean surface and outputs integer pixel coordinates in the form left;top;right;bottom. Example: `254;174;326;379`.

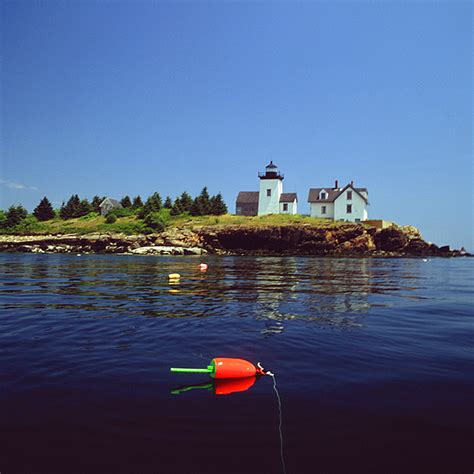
0;253;472;474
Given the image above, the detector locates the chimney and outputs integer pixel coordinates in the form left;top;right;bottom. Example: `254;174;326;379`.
350;180;354;187
334;179;339;189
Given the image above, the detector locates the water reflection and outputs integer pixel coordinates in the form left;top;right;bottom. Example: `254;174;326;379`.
0;254;429;330
171;377;257;396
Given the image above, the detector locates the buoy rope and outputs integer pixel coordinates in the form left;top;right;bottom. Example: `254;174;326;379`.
260;365;286;474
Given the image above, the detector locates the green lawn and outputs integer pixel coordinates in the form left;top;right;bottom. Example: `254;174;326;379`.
0;213;352;236
171;213;346;228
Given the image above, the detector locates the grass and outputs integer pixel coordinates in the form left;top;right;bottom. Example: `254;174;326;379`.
171;213;347;229
0;215;147;236
0;213;351;236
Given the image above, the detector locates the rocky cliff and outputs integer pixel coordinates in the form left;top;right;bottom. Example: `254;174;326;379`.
197;224;464;257
0;224;467;257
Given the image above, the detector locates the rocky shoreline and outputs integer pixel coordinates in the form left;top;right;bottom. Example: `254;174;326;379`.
0;224;469;257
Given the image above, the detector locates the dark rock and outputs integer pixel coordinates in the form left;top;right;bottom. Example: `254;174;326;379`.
375;227;409;251
405;239;432;256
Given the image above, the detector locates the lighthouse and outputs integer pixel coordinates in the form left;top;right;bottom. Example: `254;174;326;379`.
235;161;297;216
257;161;284;215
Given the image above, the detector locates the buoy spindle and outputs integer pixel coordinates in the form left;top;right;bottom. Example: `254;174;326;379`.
170;366;213;374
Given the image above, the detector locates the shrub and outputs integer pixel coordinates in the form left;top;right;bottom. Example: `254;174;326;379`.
79;212;99;220
143;212;167;232
97;219;149;235
0;215;47;235
105;214;117;224
0;210;6;228
109;207;134;218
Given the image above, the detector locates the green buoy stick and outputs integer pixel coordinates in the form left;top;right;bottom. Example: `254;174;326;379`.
170;364;215;376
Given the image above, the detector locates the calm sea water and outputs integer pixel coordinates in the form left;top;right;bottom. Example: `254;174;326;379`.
0;254;472;474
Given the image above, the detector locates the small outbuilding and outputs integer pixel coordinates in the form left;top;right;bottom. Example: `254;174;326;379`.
236;192;259;216
99;197;122;216
279;193;298;214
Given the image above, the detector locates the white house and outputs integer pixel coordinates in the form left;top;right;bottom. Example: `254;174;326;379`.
236;161;298;216
308;180;368;222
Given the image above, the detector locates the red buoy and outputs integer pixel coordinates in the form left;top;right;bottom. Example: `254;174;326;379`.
212;357;256;379
170;357;267;379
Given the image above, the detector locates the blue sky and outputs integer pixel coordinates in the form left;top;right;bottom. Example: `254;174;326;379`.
1;1;472;249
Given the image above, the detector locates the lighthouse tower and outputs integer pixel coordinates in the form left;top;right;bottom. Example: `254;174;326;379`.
258;161;284;215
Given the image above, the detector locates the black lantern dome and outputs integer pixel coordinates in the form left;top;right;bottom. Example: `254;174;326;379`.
258;161;284;180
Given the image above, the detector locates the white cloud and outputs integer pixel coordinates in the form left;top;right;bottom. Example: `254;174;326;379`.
0;179;38;191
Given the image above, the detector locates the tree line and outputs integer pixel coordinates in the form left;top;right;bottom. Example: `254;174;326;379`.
0;187;227;228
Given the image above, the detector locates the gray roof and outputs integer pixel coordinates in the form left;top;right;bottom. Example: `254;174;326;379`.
308;184;368;204
279;193;298;203
236;191;259;203
100;197;121;207
307;188;340;203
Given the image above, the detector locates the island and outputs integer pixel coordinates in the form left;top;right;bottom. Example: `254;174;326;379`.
0;186;469;257
0;214;468;257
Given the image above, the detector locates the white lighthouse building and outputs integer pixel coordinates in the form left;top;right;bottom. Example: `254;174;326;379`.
236;161;298;216
257;161;284;215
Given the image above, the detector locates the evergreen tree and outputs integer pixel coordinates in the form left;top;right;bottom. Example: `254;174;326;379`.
59;201;66;219
121;196;132;208
178;192;193;213
132;195;143;209
190;196;203;216
91;196;104;213
138;192;162;218
145;192;162;213
190;187;211;216
200;187;211;215
33;197;55;221
78;198;92;217
210;193;228;215
170;198;183;216
164;196;173;209
5;205;28;227
60;194;81;219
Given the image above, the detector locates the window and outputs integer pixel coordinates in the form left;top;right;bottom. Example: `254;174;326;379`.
321;206;326;215
236;207;242;215
347;204;352;213
355;218;361;223
347;191;352;200
320;192;327;200
283;203;288;211
267;189;271;197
